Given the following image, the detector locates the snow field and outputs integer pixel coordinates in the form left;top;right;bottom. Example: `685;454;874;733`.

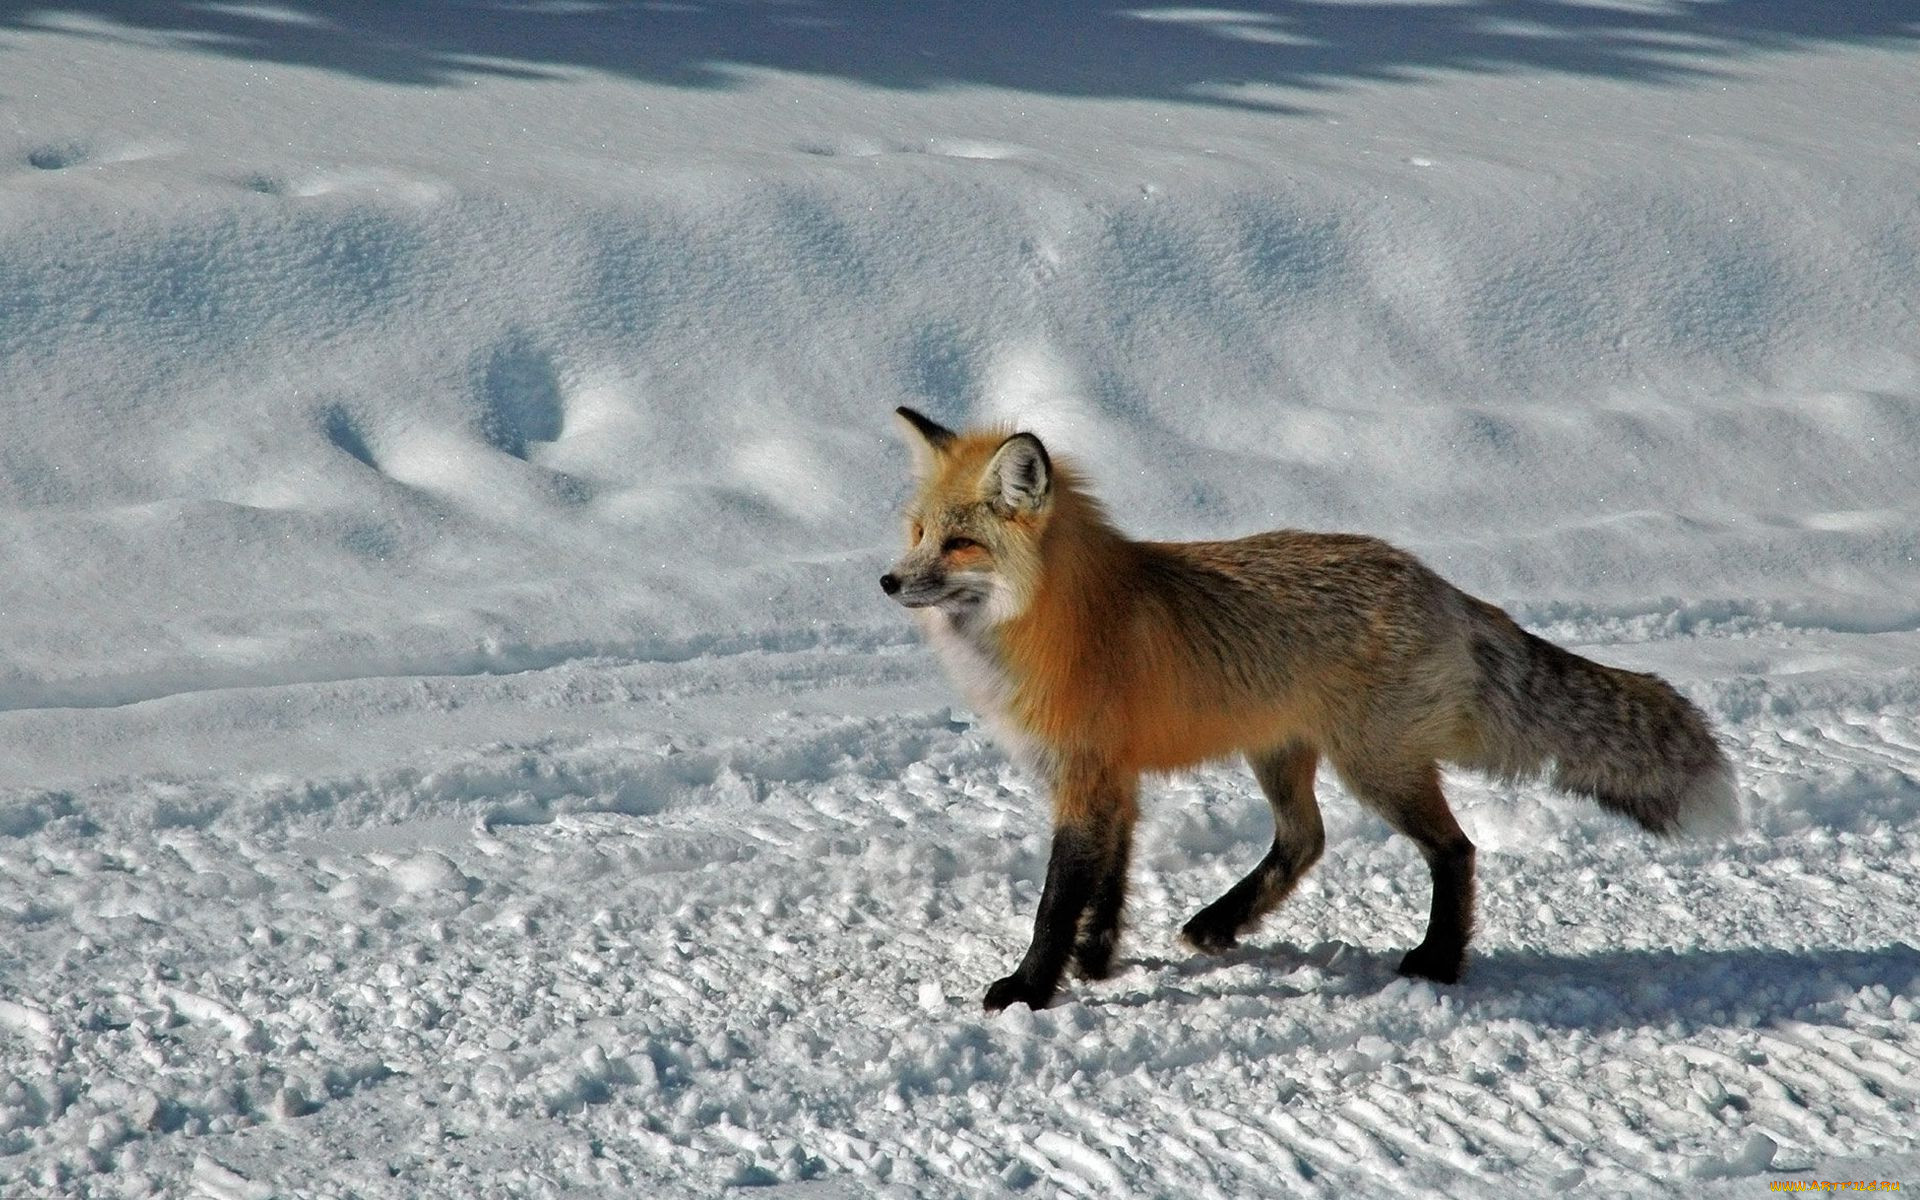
4;633;1920;1197
2;5;1919;1197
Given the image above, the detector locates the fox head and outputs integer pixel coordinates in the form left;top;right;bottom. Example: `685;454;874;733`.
882;407;1052;626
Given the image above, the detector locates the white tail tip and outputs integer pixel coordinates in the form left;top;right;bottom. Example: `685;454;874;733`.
1673;760;1743;838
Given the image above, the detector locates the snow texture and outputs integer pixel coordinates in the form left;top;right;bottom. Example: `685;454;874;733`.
2;3;1918;1197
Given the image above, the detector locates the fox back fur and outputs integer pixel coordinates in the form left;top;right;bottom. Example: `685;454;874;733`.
882;407;1738;1012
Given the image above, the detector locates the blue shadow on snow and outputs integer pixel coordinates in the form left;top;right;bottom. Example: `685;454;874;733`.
0;2;1914;111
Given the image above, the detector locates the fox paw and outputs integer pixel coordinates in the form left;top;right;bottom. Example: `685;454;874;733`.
983;974;1056;1012
1073;930;1118;980
1396;943;1465;984
1179;914;1240;955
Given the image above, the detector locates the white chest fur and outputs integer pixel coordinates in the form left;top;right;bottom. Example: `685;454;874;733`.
920;610;1050;780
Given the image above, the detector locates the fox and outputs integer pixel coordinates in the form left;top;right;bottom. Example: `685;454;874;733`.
881;407;1739;1012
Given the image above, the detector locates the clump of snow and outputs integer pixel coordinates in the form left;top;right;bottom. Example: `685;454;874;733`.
1690;1131;1778;1180
385;851;472;898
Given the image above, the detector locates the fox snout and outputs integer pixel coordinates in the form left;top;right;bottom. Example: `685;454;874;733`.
880;560;950;608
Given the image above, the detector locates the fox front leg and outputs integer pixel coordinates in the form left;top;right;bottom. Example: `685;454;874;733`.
1071;820;1133;980
983;825;1100;1011
984;769;1138;1012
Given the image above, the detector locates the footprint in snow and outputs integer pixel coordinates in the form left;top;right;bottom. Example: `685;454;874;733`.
26;141;90;170
793;137;1030;161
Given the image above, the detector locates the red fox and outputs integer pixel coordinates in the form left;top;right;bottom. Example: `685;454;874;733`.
882;407;1739;1012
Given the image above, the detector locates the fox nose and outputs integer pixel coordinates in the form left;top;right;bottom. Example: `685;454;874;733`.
880;573;901;596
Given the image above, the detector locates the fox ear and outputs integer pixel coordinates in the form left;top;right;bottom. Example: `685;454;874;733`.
982;432;1051;514
894;406;957;475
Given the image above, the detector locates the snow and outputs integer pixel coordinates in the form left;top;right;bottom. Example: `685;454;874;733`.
2;3;1919;1196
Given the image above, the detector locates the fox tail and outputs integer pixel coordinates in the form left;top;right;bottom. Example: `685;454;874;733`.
1466;603;1740;836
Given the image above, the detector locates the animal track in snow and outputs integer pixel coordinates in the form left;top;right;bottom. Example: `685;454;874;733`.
477;339;567;461
794;137;1030;162
321;403;380;471
20;140;171;173
273;167;449;204
25;141;89;171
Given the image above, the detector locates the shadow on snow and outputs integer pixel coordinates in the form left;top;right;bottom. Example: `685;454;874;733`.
1113;940;1920;1033
0;1;1914;111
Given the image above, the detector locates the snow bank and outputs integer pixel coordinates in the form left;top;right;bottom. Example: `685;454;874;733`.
2;9;1917;709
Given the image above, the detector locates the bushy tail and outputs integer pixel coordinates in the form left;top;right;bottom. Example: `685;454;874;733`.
1465;603;1740;836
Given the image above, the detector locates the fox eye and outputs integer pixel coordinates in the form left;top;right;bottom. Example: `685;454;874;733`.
910;523;924;544
941;536;980;555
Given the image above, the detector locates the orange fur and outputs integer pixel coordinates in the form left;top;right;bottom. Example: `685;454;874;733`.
898;430;1454;784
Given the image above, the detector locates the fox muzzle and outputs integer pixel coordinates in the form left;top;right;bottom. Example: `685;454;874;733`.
882;561;968;610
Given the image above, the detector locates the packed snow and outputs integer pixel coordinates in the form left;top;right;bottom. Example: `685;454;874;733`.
2;3;1918;1197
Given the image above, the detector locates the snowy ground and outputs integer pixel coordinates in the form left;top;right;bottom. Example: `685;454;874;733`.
3;3;1919;1197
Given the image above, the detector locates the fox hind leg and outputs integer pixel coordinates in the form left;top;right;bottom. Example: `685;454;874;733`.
1182;741;1324;953
1341;759;1476;984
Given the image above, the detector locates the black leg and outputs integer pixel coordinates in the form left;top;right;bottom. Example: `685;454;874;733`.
985;765;1138;1012
984;825;1102;1011
1182;742;1323;953
1397;836;1475;984
1073;827;1133;980
1183;842;1299;952
1335;758;1476;984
